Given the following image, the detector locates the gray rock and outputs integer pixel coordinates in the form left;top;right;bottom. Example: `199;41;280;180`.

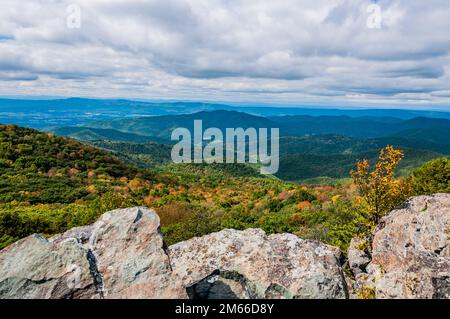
169;229;348;299
0;207;347;299
0;235;98;299
85;207;185;298
0;207;183;299
50;225;93;245
357;193;450;299
2;194;448;299
348;237;371;276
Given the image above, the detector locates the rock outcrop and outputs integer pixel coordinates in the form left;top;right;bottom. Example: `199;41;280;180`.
347;237;371;276
0;207;347;299
1;193;449;299
170;229;347;299
0;208;185;299
352;193;450;299
0;234;96;298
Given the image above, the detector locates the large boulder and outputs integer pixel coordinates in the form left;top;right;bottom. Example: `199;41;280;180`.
0;207;184;299
82;207;185;298
169;229;348;299
355;194;450;299
0;207;348;299
0;234;97;298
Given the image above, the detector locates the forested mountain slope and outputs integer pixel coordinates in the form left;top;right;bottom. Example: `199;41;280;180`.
0;124;156;204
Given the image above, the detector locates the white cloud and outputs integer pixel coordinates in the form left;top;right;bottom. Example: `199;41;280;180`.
0;0;449;109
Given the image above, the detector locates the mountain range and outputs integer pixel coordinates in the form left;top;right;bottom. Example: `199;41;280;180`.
56;109;449;141
2;98;450;129
47;110;450;183
1;98;449;183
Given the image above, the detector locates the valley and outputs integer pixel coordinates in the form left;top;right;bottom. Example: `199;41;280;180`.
0;100;449;256
48;108;450;183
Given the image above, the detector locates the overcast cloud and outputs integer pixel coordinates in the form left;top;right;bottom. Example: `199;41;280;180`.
0;0;450;109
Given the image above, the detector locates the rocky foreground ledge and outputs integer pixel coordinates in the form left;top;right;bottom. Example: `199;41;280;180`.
0;194;449;299
348;193;450;299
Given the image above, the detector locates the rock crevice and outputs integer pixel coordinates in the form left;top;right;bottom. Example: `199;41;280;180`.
86;249;104;298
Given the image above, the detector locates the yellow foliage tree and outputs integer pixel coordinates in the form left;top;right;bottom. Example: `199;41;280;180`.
86;185;97;194
128;178;143;191
351;145;411;229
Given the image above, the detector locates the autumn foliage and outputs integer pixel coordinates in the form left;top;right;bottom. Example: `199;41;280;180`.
0;124;447;253
351;145;412;229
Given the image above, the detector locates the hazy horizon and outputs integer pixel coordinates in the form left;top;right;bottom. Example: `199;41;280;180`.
1;95;450;112
1;1;450;110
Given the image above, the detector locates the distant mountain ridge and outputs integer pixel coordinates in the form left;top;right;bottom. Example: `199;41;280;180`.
3;105;449;183
52;127;171;144
53;109;447;182
1;98;450;130
85;110;450;142
87;110;274;139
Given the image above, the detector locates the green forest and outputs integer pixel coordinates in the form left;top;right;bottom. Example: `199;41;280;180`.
1;124;448;252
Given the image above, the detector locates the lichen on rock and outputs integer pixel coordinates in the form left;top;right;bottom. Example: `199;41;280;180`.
351;193;450;299
1;194;449;299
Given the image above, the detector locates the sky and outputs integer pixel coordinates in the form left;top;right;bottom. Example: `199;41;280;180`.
0;0;450;110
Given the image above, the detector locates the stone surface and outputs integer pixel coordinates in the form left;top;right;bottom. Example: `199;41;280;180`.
170;229;348;299
85;207;184;298
0;207;347;299
347;237;371;276
0;234;97;299
50;225;93;245
354;194;450;299
0;207;184;299
2;194;449;299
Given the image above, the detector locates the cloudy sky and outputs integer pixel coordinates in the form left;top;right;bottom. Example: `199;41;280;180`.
0;0;450;109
